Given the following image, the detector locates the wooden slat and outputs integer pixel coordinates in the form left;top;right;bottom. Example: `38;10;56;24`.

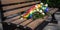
26;19;44;30
3;1;40;10
25;16;48;30
4;6;32;17
4;16;20;22
1;0;33;4
20;19;33;26
43;16;49;20
52;8;58;13
49;8;58;14
11;19;27;24
48;8;55;11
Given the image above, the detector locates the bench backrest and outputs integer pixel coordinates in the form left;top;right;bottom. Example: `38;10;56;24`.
1;0;41;21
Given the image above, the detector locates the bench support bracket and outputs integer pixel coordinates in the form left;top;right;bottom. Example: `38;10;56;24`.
51;13;58;24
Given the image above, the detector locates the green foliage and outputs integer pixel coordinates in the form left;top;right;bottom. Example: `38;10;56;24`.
41;0;60;8
32;12;45;20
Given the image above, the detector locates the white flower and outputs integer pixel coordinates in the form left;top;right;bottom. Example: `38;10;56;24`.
45;4;48;6
39;10;43;13
37;9;39;11
42;13;45;15
35;5;38;8
40;3;43;5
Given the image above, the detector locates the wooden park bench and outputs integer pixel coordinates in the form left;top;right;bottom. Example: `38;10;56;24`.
0;0;58;30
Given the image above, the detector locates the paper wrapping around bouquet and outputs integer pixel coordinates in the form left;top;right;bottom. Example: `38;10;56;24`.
20;3;49;20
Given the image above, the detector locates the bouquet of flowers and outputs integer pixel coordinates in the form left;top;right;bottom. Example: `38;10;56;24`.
19;2;49;20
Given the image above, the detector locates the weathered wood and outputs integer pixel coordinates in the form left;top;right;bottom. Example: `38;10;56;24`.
48;8;55;11
1;0;34;4
4;6;32;17
20;19;33;26
11;19;27;24
4;16;20;22
3;1;40;10
49;8;58;14
26;19;44;30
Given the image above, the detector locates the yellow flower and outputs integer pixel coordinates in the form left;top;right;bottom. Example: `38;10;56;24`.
37;4;41;8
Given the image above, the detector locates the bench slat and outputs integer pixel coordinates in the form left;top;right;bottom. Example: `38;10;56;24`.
1;0;34;4
4;16;20;22
49;8;58;14
3;1;40;10
11;19;27;24
26;19;44;30
20;19;32;26
4;6;32;17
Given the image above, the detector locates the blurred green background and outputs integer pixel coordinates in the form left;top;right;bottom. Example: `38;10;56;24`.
41;0;60;8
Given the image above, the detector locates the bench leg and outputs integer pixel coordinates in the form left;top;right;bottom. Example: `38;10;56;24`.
51;13;56;20
50;13;58;24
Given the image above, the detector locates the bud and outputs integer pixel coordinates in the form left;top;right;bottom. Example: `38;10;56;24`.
45;4;48;7
44;7;49;12
39;10;43;13
38;4;41;8
40;3;43;5
37;9;39;11
42;13;45;15
35;5;38;8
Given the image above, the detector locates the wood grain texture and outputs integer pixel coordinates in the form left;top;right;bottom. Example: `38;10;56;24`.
3;1;40;10
11;19;27;24
49;8;58;14
20;19;33;26
4;16;20;22
1;0;33;4
4;6;32;17
26;18;44;30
